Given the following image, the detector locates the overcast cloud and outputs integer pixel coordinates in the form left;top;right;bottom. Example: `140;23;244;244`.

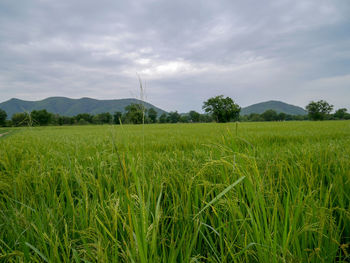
0;0;349;112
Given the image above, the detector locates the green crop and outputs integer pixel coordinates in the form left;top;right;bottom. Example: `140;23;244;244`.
0;121;349;262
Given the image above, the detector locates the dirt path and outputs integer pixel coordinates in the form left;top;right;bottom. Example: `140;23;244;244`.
0;132;9;137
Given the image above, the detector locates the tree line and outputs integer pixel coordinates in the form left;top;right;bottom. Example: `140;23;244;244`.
0;104;214;127
0;96;349;127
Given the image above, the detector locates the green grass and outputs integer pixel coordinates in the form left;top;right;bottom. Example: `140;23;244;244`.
0;121;350;262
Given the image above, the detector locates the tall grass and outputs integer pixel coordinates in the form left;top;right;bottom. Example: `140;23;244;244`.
0;121;349;262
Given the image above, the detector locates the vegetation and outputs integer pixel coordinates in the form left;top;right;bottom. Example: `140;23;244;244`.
0;121;349;262
241;110;308;122
31;109;52;126
203;95;241;123
0;108;7;126
0;97;166;118
147;108;158;124
306;100;334;120
334;108;350;120
1;97;349;127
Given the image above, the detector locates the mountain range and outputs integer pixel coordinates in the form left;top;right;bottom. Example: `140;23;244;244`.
0;97;307;118
0;97;166;118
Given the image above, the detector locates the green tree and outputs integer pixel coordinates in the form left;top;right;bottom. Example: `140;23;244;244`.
261;109;278;121
179;115;189;123
125;104;145;124
58;116;74;125
31;109;52;126
75;113;94;124
199;114;213;123
12;112;30;126
334;108;347;119
247;113;262;122
0;108;7;126
93;112;112;124
159;113;167;123
277;112;287;121
148;108;158;123
202;95;240;123
113;111;123;124
189;110;200;122
167;111;181;123
306;100;333;120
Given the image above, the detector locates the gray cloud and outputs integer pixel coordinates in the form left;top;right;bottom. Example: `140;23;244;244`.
0;0;349;112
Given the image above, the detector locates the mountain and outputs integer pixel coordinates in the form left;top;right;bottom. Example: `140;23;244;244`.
0;97;167;118
241;100;307;116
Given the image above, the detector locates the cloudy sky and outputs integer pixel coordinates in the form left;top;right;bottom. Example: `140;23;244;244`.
0;0;349;112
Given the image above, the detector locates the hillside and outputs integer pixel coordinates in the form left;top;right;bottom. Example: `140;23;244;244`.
0;97;167;118
241;100;307;116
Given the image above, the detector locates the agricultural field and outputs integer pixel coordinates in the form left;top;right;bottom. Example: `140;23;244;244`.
0;121;349;262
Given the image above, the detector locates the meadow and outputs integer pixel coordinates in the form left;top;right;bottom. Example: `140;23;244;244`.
0;121;349;262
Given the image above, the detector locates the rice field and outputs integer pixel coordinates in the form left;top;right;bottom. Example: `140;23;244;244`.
0;121;350;262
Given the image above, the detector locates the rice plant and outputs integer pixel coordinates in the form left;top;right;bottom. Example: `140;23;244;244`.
0;121;349;262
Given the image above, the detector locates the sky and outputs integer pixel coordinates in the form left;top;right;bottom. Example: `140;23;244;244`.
0;0;349;113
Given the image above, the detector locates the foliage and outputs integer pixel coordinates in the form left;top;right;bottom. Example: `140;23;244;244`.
113;111;123;124
125;103;145;124
0;122;349;262
189;110;200;122
199;113;213;122
93;112;112;124
147;108;158;123
31;109;52;126
306;100;333;120
75;113;94;123
167;111;181;123
203;95;241;122
0;108;7;126
242;112;308;122
261;109;278;121
179;115;189;123
11;112;30;126
58;116;74;125
277;112;287;121
159;113;167;123
334;108;348;119
5;102;348;127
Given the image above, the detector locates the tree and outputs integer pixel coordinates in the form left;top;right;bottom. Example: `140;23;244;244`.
75;113;93;124
31;109;52;126
261;109;278;121
306;100;333;120
113;111;123;124
334;108;348;120
189;110;200;123
58;116;74;125
93;112;112;124
148;108;158;123
199;113;213;123
125;104;145;124
179;115;189;123
277;112;287;121
0;108;7;126
202;95;240;123
159;113;167;123
12;112;30;126
167;111;181;123
247;113;262;122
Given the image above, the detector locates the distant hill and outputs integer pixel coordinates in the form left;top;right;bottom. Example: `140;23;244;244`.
241;100;307;116
0;97;167;118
